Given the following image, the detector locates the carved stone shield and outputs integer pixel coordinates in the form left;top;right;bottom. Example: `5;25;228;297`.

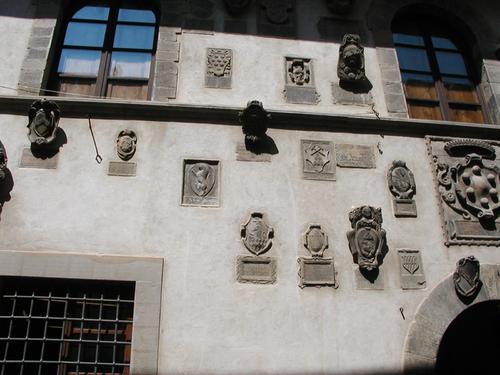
241;212;274;255
388;161;416;200
355;227;379;259
401;254;419;275
453;256;481;298
303;224;328;258
189;163;215;197
207;49;232;78
305;144;330;173
27;99;60;145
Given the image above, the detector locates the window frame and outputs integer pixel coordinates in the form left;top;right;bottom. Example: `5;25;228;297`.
392;19;489;124
49;0;160;100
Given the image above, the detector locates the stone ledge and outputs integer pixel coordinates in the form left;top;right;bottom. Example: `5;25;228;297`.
0;95;499;139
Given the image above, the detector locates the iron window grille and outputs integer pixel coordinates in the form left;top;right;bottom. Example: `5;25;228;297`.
0;276;135;375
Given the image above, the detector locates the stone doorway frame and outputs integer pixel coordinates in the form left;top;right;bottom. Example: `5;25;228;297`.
402;264;500;374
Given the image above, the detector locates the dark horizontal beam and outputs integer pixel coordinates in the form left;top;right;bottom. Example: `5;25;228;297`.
0;94;499;140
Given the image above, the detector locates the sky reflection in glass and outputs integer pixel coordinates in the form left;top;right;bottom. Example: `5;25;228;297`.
64;22;106;47
58;49;101;75
114;25;155;49
73;6;109;20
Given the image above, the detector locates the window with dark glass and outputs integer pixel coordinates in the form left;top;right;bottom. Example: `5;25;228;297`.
392;16;486;124
0;276;134;375
52;2;157;100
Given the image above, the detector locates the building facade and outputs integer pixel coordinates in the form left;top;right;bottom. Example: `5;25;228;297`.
0;0;499;374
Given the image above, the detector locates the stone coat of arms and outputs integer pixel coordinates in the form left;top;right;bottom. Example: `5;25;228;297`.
453;256;481;298
241;212;274;255
437;141;499;221
189;163;216;197
347;206;388;271
303;224;328;258
305;144;330;173
27;99;60;146
388;160;416;200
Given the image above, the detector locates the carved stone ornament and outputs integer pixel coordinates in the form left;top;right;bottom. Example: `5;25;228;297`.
397;250;426;290
261;0;292;24
326;0;354;14
284;58;320;104
337;34;371;92
224;0;251;15
303;224;328;258
453;256;481;298
0;141;7;183
27;99;60;146
116;129;137;161
302;140;335;180
239;100;271;146
182;159;220;206
387;160;417;217
241;212;274;255
347;206;388;271
206;48;232;89
429;137;500;245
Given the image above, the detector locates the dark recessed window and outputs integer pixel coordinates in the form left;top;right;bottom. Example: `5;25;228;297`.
392;16;486;124
0;276;135;374
51;2;158;100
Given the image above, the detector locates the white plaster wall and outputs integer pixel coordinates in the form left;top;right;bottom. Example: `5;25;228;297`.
0;0;35;95
0;114;499;374
175;32;388;118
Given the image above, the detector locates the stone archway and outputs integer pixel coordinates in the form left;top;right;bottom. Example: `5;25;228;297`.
402;264;500;374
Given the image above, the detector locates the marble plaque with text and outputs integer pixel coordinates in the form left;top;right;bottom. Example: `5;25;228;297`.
336;144;376;169
237;256;276;284
19;148;58;169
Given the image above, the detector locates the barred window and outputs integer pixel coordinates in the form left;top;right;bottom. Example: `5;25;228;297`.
0;277;135;375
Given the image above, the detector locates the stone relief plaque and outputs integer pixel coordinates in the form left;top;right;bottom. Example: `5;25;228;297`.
336;143;376;168
258;0;296;38
397;250;426;290
205;48;232;89
337;34;372;93
238;212;276;284
19;148;58;169
182;159;220;207
284;57;320;104
428;137;500;246
388;160;417;217
453;256;481;299
301;140;335;180
298;224;337;288
237;256;276;284
108;130;137;177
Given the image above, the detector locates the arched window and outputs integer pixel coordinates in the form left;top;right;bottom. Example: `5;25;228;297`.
51;1;158;100
392;12;487;124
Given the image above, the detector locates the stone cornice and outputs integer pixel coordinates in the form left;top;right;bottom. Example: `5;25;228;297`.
0;95;499;139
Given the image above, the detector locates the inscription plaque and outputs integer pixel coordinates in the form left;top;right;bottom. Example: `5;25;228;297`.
393;200;417;217
237;256;276;284
182;159;220;207
332;83;373;105
19;148;58;169
336;144;376;168
301;140;336;180
236;143;272;162
298;258;337;288
397;250;426;290
452;221;500;240
108;161;137;177
354;267;384;290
